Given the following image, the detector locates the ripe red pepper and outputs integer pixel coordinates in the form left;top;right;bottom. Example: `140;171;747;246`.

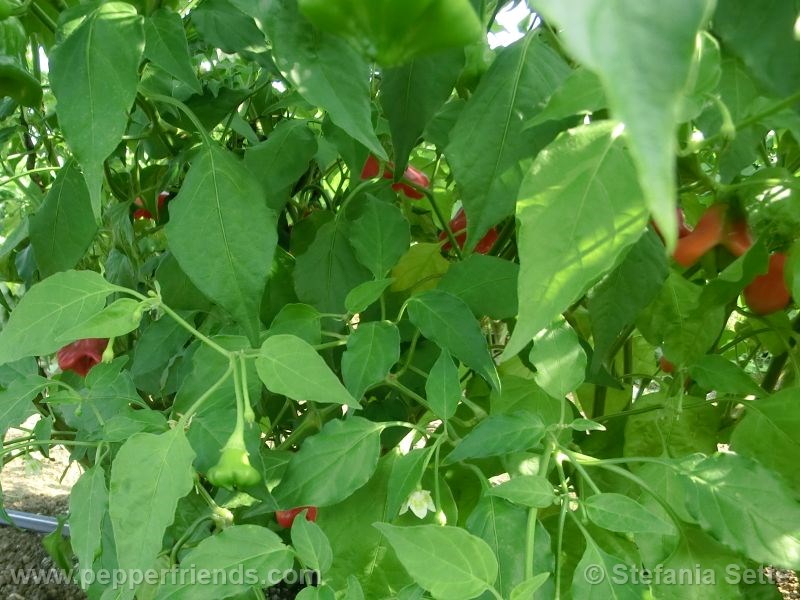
57;339;109;377
275;506;317;528
672;204;726;267
722;218;753;257
658;355;675;374
360;155;430;200
744;253;792;315
133;191;170;221
438;208;498;254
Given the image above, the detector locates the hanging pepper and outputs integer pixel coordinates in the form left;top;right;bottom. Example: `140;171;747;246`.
361;155;430;200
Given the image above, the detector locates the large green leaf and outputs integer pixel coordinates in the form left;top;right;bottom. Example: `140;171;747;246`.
69;466;108;587
143;10;201;93
257;334;358;408
688;355;765;398
425;350;460;421
49;2;144;218
528;317;587;400
678;452;800;569
165;144;277;346
267;0;385;159
438;254;519;320
584;493;675;535
503;122;649;359
381;51;464;174
534;0;713;246
294;218;373;314
731;388;800;496
0;375;50;438
349;199;411;278
485;476;556;509
467;497;555;599
341;322;400;401
375;523;498;600
109;428;196;600
29;160;97;277
713;0;800;97
588;230;668;371
443;412;545;465
291;515;333;574
446;33;570;249
637;273;726;366
407;290;499;390
191;0;265;53
0;270;117;365
572;539;644;599
244;120;318;211
273;417;382;508
155;525;293;599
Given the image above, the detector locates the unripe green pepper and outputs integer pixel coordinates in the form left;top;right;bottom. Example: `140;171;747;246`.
0;57;41;107
206;446;261;490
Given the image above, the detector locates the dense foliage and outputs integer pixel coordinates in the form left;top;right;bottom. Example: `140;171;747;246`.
0;0;799;598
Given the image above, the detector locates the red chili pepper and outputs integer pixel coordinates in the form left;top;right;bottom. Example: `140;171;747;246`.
133;191;170;221
672;204;726;267
275;506;317;528
744;253;791;315
658;355;675;373
57;339;109;377
722;218;753;257
360;156;430;200
439;208;498;254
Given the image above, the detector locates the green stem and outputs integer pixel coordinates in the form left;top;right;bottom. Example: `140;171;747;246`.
177;362;234;428
157;301;230;358
0;166;60;186
525;440;556;579
385;378;430;410
147;94;214;148
239;354;255;423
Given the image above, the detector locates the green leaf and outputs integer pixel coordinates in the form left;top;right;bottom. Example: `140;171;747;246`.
244;120;318;211
0;270;117;365
345;278;394;314
267;303;322;345
273;417;382;508
572;540;644;599
374;523;498;600
697;242;770;308
467;496;555;599
298;0;481;67
527;67;607;127
528;317;587;400
57;298;143;342
390;243;450;292
29;160;97;277
678;452;800;569
713;0;800;96
584;493;675;535
129;315;193;395
143;10;201;93
438;254;519;320
267;0;385;159
637;273;726;366
291;513;333;573
49;3;144;218
485;476;556;509
109;428;195;599
294;218;373;314
425;350;460;421
191;0;265;53
344;575;365;600
588;230;668;371
350;198;411;278
69;465;108;586
155;525;293;599
446;33;570;249
296;586;336;600
341;321;400;401
731;388;800;496
443;412;545;465
503;122;649;359
689;355;765;398
408;290;499;390
534;0;713;247
165;144;277;346
256;334;359;408
510;574;551;600
386;448;433;519
381;51;463;174
0;375;50;438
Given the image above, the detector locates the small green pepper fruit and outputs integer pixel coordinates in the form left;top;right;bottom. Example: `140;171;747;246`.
206;446;261;490
0;17;25;55
0;56;42;107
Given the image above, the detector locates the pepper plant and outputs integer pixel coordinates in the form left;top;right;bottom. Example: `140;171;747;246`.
1;0;799;598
